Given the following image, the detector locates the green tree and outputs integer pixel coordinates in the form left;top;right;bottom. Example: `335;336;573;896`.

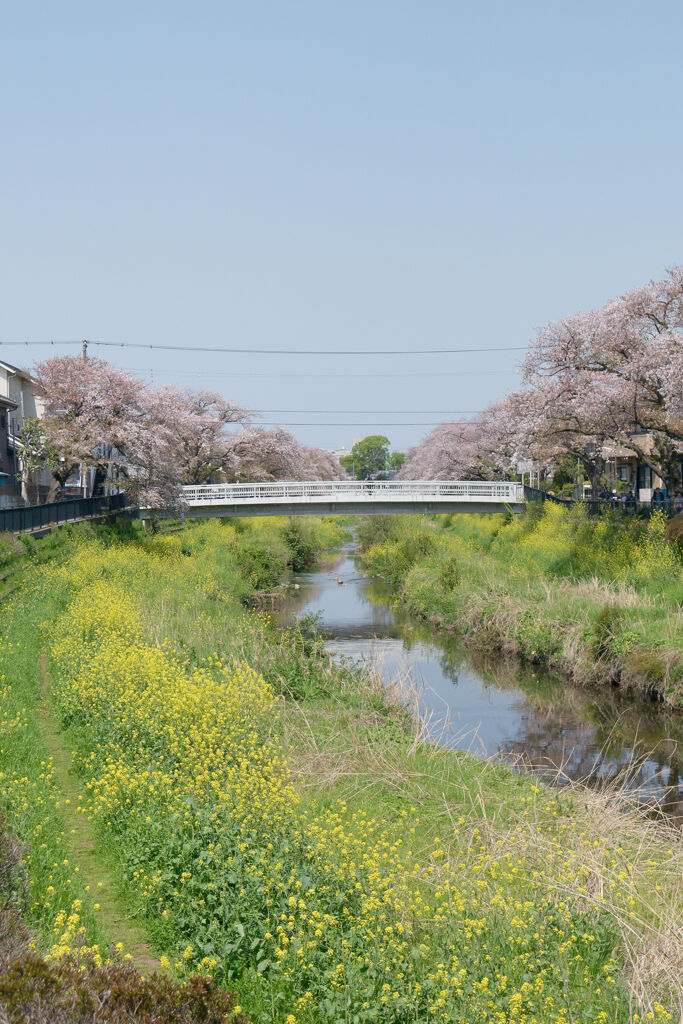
343;435;391;478
388;451;405;472
550;452;579;491
16;417;56;504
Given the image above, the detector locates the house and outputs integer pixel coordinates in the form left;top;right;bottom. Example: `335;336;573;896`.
0;393;19;502
0;359;44;419
0;360;51;506
602;433;669;501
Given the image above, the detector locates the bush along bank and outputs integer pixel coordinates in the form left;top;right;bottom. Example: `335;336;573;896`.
1;516;682;1022
358;505;683;710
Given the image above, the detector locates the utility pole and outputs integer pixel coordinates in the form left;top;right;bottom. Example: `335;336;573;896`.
11;414;17;497
81;340;88;497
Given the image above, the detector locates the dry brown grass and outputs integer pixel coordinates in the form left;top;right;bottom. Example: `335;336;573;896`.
552;576;655;608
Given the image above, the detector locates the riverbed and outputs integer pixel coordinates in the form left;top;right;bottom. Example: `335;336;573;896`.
279;542;683;821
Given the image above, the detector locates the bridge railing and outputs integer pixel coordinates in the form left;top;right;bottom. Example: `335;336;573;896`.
182;480;525;505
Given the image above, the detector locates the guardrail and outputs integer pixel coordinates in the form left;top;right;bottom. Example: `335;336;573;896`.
0;492;131;534
182;480;525;505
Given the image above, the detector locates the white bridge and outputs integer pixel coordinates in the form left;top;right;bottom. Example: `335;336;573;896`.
178;480;524;518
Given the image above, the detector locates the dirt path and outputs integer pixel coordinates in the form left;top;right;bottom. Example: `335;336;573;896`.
38;651;160;973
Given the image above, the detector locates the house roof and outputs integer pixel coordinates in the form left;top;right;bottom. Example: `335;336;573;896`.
0;360;30;380
0;395;18;411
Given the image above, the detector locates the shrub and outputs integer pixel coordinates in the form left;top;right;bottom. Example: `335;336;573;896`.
392;531;435;579
234;536;288;591
515;609;561;662
438;554;461;591
356;514;399;551
591;604;624;659
0;955;249;1024
365;524;437;585
281;519;319;571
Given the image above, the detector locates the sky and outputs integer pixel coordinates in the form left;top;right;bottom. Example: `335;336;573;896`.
2;1;683;453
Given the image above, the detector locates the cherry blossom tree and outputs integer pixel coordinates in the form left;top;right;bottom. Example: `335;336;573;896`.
599;270;683;490
399;387;608;489
503;383;608;495
121;402;183;515
399;408;510;481
33;356;196;509
224;427;318;481
33;355;151;499
221;429;346;482
524;267;683;492
303;446;348;480
33;356;347;507
149;386;250;485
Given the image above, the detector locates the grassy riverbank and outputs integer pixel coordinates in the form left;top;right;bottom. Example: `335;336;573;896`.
1;517;682;1022
359;506;683;710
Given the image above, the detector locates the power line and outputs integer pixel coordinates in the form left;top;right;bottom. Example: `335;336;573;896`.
0;338;526;356
253;405;479;409
0;340;78;347
131;367;518;379
93;340;525;355
255;421;460;426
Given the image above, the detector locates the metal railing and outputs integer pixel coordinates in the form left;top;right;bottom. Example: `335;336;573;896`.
0;492;130;534
182;480;525;505
524;485;572;506
583;498;680;518
524;486;680;519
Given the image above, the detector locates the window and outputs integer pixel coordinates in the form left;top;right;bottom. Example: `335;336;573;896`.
617;465;629;482
637;464;651;490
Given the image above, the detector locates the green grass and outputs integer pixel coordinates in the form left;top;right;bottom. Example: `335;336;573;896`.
0;517;348;958
0;525;112;959
358;507;683;708
0;516;681;1023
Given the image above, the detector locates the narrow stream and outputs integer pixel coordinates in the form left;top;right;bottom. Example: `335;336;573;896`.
279;542;683;821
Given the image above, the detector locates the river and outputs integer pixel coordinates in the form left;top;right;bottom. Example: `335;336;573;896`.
279;541;683;822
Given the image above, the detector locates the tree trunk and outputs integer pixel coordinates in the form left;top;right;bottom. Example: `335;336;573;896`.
47;475;60;503
663;468;681;497
581;454;604;497
591;464;602;497
658;444;682;496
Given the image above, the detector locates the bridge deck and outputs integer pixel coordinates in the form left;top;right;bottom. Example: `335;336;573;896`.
169;481;524;518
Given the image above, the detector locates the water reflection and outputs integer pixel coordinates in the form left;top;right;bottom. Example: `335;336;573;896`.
278;546;683;821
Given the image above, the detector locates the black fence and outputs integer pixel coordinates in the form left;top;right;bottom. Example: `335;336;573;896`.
524;485;680;519
582;497;680;519
0;492;131;534
523;485;571;506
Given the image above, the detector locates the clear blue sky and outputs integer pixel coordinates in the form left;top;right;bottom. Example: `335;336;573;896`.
2;1;683;452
